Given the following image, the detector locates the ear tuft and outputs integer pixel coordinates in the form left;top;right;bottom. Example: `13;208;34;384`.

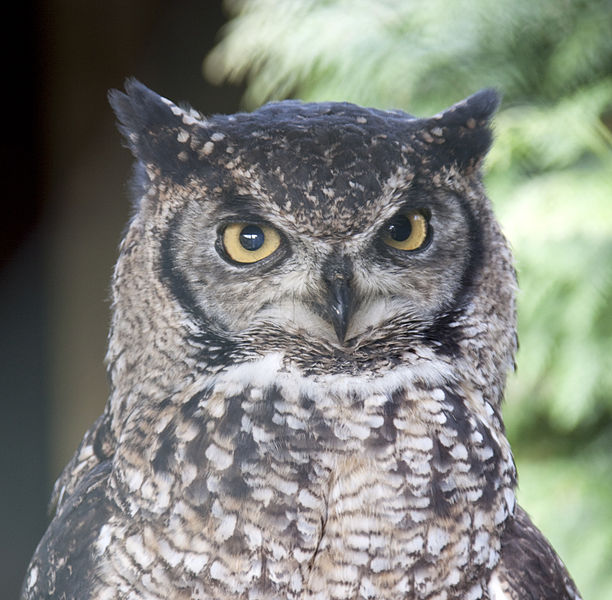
109;79;172;155
432;88;500;128
421;88;501;172
108;79;206;182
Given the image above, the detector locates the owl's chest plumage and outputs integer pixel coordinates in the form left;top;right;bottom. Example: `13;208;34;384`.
100;356;515;599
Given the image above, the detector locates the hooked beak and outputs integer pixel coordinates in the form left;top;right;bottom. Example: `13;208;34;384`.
323;256;354;344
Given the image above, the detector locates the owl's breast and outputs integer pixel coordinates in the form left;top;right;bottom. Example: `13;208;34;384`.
176;364;514;598
288;381;516;599
105;361;515;599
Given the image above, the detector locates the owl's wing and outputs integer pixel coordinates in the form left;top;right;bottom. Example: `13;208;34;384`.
50;408;114;513
21;461;113;600
489;504;582;600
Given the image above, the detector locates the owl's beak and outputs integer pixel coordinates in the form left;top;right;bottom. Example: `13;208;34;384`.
323;257;354;344
327;276;352;343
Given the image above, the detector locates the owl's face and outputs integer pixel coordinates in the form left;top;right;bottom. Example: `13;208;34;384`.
170;180;478;349
128;95;497;360
110;82;514;384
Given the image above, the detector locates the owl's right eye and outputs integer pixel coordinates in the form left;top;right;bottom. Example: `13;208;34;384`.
382;210;430;252
222;223;281;264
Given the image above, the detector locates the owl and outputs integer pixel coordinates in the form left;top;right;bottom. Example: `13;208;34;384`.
23;80;581;600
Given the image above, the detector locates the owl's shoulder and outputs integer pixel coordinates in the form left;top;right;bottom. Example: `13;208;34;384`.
22;461;113;599
490;505;581;600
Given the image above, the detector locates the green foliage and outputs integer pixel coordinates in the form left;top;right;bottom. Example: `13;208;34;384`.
207;0;612;110
206;1;612;597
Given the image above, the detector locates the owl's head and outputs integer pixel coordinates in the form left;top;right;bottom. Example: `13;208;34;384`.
108;80;515;402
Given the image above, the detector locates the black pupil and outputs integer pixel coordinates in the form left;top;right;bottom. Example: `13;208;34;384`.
387;215;412;241
239;225;265;251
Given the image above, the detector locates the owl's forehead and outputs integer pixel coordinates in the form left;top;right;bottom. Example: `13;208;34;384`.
203;101;418;165
194;102;423;236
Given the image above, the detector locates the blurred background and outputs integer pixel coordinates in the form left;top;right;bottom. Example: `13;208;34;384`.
2;1;610;598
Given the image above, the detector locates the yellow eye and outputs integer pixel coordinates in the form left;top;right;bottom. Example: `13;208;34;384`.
222;223;281;264
382;210;429;251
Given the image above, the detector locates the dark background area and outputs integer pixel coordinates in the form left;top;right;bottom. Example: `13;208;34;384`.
1;2;242;596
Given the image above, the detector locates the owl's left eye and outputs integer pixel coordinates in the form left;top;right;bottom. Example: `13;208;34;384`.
382;210;429;252
222;223;281;264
